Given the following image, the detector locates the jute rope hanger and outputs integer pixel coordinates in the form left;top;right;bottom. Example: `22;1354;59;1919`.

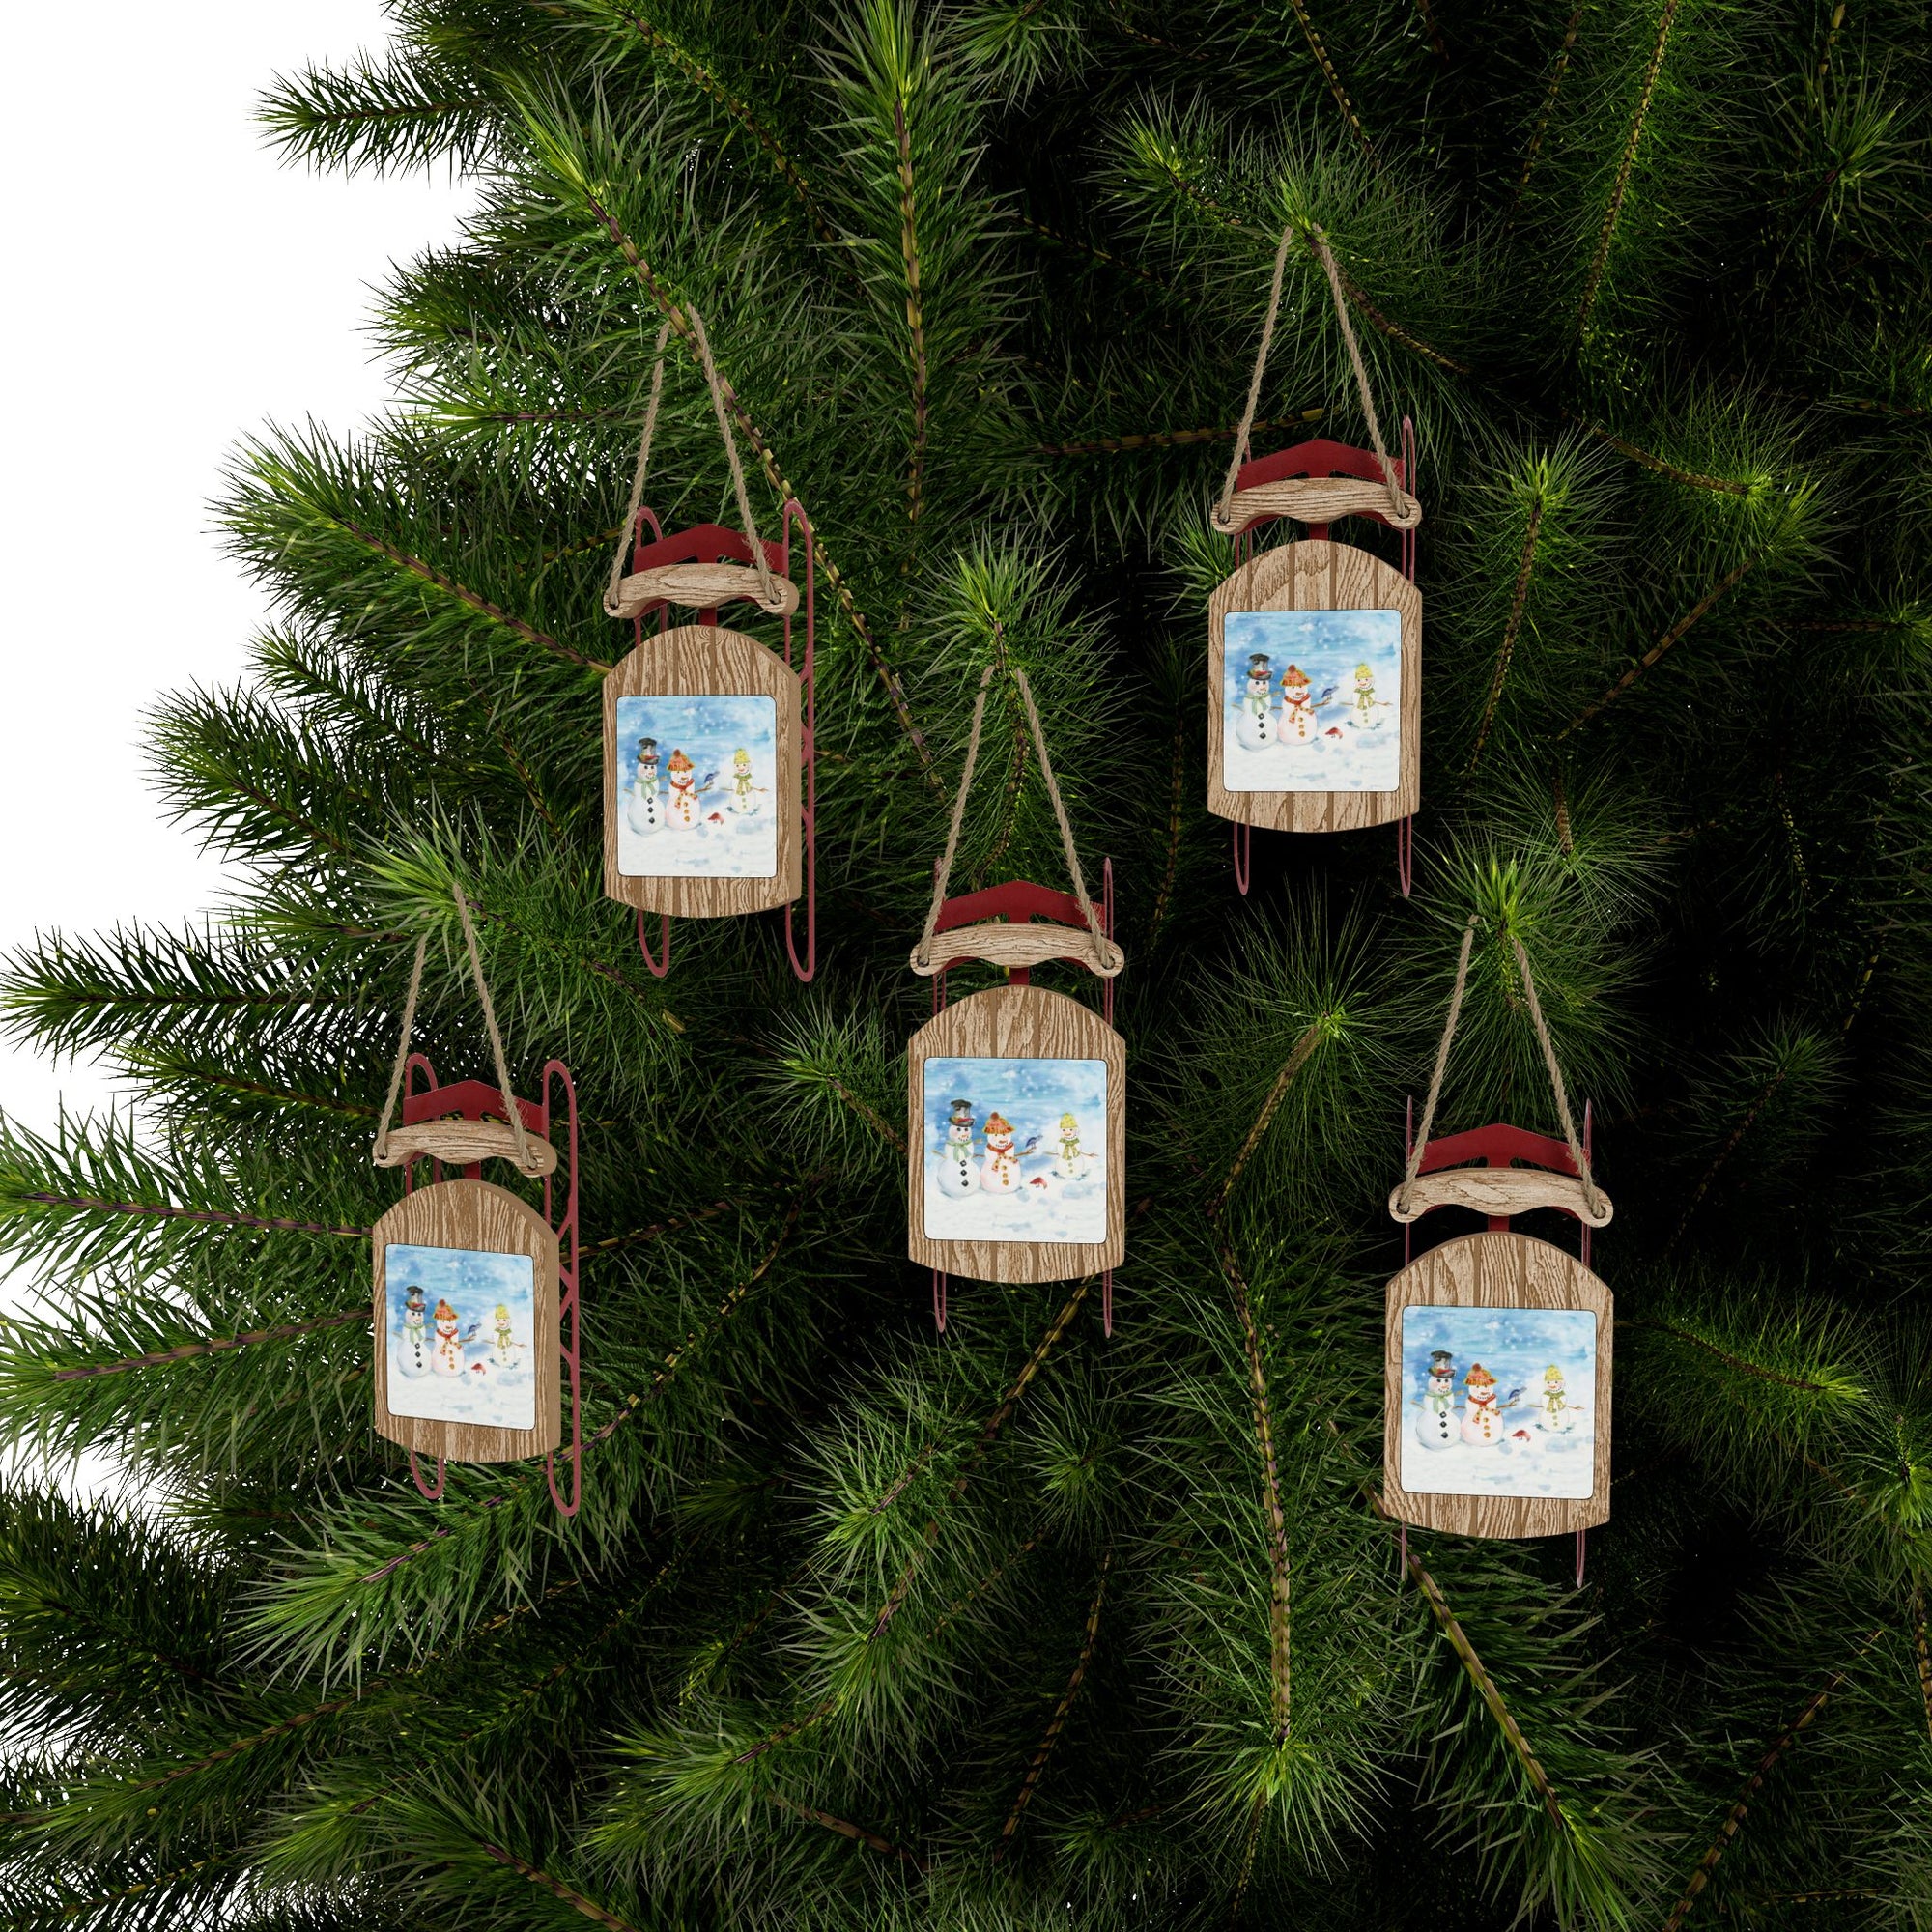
912;664;1125;980
1394;915;1608;1225
602;306;799;621
1210;223;1423;536
372;881;557;1178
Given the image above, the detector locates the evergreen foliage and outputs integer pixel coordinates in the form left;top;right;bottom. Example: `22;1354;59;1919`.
2;0;1929;1923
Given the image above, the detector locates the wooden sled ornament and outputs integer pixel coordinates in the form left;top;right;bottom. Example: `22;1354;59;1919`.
369;892;583;1516
1208;436;1421;839
600;306;816;980
1380;923;1612;1551
906;668;1125;1330
1207;226;1422;894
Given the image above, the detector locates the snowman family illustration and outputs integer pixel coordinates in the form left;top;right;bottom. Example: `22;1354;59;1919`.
625;736;766;837
935;1097;1095;1199
1221;611;1402;793
923;1062;1108;1245
1232;653;1385;753
614;695;780;880
1412;1350;1582;1457
385;1243;535;1430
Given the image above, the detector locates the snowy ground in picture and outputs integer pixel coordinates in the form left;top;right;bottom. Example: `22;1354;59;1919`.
617;800;778;878
921;1055;1108;1246
1222;608;1401;793
385;1241;538;1432
1401;1423;1596;1499
1397;1303;1597;1500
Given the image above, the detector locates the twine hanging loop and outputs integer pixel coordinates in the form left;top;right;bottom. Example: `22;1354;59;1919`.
372;882;556;1178
603;307;796;621
1393;916;1607;1226
1210;224;1422;536
911;665;1124;980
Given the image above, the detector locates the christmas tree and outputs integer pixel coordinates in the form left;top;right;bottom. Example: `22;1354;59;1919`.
3;1;1928;1925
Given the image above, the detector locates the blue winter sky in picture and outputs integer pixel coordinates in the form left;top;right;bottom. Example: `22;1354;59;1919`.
921;1056;1108;1245
1222;608;1401;793
1397;1303;1598;1500
384;1242;536;1431
614;693;778;879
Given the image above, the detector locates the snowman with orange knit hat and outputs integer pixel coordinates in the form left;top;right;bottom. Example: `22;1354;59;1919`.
1459;1362;1509;1447
666;749;708;831
431;1298;466;1379
1279;665;1317;744
980;1112;1023;1194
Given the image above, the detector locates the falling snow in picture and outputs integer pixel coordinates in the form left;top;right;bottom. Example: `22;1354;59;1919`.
1397;1303;1597;1499
921;1057;1107;1244
615;694;779;879
385;1242;537;1431
1222;609;1401;793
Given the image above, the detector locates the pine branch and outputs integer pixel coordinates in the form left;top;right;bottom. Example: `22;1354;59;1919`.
1405;1549;1565;1829
1219;1247;1292;1741
331;512;607;673
12;1193;365;1241
1033;411;1322;456
479;1843;649;1932
735;1277;1093;1763
47;1309;367;1380
1213;1020;1328;1212
595;5;840;244
895;99;931;529
1577;0;1689;338
768;1793;929;1869
1282;0;1376;165
1512;4;1585;213
994;1549;1109;1854
1560;552;1761;736
1467;497;1545;772
1661;1634;1884;1931
1623;1321;1838;1394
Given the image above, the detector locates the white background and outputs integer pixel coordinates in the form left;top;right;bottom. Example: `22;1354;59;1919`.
0;4;471;1143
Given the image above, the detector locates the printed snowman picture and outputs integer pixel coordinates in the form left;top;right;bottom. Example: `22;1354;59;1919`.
384;1241;538;1432
1222;609;1401;794
921;1056;1107;1245
614;693;779;880
1397;1304;1597;1500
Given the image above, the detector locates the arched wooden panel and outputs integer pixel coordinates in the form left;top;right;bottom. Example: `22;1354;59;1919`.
603;621;802;917
373;1179;560;1464
1208;539;1421;833
1382;1232;1610;1538
907;984;1124;1285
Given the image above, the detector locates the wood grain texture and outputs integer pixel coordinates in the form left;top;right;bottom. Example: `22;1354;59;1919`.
906;922;1122;979
1388;1167;1614;1227
1207;539;1422;832
906;984;1125;1284
1381;1232;1612;1539
609;562;800;620
372;1179;560;1464
1219;475;1421;537
602;622;802;917
373;1120;558;1177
